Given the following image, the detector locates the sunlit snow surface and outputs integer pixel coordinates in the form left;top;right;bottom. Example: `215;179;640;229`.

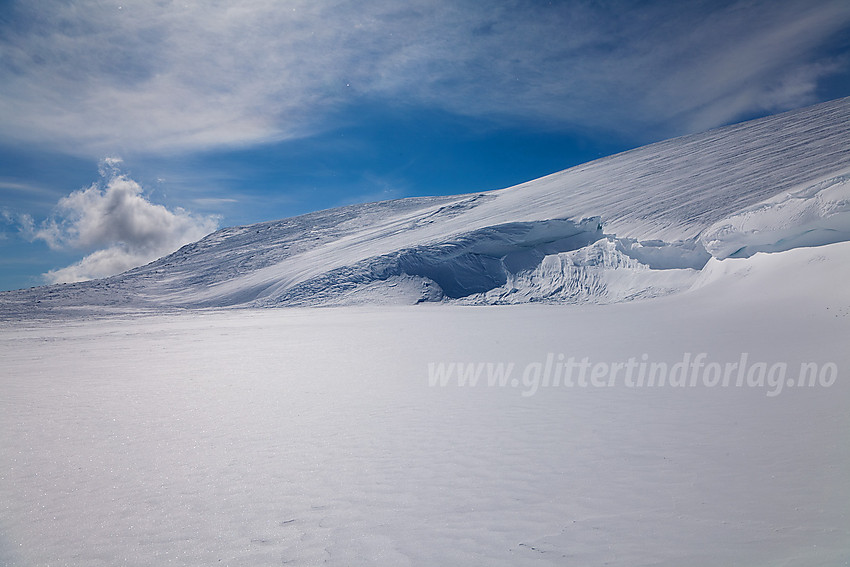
2;98;850;565
2;243;849;566
2;97;850;313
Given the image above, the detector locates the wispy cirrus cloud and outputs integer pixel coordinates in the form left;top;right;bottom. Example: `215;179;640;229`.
631;0;850;133
0;0;848;157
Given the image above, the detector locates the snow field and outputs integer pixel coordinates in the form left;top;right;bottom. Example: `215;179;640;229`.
2;242;849;566
3;97;850;313
2;97;850;565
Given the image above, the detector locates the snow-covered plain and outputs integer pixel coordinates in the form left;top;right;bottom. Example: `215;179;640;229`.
2;98;850;565
2;244;849;566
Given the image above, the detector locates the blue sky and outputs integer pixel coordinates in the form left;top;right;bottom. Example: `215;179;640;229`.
1;0;850;290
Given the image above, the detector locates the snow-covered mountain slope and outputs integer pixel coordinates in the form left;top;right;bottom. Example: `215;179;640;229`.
3;96;850;315
2;241;849;566
3;100;850;567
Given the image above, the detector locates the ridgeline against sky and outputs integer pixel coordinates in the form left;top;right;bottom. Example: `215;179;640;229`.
1;0;850;290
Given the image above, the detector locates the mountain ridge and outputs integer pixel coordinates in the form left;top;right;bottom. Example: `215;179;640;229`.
3;96;850;315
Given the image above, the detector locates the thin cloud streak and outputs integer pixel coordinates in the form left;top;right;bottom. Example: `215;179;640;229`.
0;0;848;156
637;0;850;132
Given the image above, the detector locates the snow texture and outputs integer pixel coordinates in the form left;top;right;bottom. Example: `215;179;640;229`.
1;242;849;566
701;173;850;258
1;98;850;566
2;96;850;315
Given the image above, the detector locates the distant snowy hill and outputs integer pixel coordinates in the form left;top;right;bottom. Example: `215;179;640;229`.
3;100;850;567
3;96;850;315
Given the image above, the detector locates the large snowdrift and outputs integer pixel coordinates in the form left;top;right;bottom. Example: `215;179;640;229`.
701;173;850;258
2;241;848;566
2;97;850;314
2;100;850;567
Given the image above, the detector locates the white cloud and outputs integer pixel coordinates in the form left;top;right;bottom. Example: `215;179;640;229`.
43;246;163;284
0;0;848;155
1;207;36;239
33;161;219;283
635;0;850;134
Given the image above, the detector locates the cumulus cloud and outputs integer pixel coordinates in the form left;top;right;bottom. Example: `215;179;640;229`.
0;0;848;155
34;160;219;284
43;247;163;285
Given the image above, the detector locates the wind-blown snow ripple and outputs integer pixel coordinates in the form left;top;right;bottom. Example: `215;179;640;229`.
2;97;850;315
